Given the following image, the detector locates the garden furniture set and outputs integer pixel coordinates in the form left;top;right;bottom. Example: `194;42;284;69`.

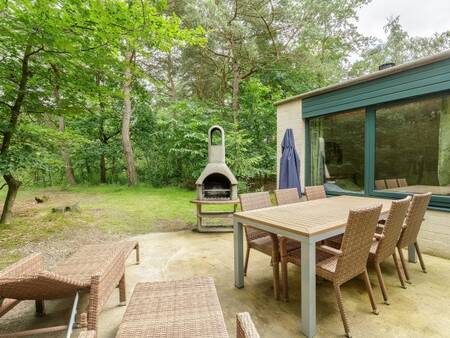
234;186;432;338
0;240;259;338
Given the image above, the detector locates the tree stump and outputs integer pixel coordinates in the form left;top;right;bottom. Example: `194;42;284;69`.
52;202;80;213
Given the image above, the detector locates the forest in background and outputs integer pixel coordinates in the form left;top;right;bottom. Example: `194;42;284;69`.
1;0;450;224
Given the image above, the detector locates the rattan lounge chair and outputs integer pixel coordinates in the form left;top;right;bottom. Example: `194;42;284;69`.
304;185;326;201
274;188;300;205
375;179;387;190
368;197;411;302
79;277;260;338
397;178;408;187
397;192;432;284
385;179;399;189
280;205;382;337
239;192;299;299
0;241;138;336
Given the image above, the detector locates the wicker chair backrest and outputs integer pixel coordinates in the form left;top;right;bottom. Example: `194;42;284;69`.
239;192;272;242
399;192;432;247
376;196;411;261
375;180;387;190
336;205;382;284
274;188;300;205
304;185;326;201
385;179;399;189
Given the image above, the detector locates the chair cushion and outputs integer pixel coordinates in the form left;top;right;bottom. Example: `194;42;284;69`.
284;248;337;280
251;237;300;257
250;236;274;255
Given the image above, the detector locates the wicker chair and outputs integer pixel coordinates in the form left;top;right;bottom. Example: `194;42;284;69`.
368;197;411;303
385;179;399;189
397;178;408;187
239;192;299;299
280;205;382;337
236;312;261;338
304;185;326;201
0;242;137;334
375;179;387;190
397;192;432;283
274;188;300;205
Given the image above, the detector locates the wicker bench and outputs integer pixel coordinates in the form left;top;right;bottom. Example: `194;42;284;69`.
0;240;139;336
79;277;260;338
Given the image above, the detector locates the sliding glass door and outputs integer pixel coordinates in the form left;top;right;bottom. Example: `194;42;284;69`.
306;92;450;208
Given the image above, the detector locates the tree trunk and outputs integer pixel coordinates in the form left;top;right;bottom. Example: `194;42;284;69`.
0;175;21;224
122;50;138;186
100;153;107;183
167;53;177;99
231;58;240;114
0;44;33;224
51;64;76;185
59;117;76;185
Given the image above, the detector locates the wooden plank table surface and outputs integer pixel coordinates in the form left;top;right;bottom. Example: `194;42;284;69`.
233;195;395;338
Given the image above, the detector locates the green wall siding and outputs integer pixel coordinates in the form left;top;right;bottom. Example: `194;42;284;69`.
302;57;450;209
303;58;450;118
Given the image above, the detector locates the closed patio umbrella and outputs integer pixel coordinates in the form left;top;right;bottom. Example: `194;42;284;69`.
279;128;302;196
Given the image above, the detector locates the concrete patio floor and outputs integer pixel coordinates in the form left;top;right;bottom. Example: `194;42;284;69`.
1;230;450;337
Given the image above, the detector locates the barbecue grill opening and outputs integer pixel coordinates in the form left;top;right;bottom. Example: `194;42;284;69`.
203;173;231;199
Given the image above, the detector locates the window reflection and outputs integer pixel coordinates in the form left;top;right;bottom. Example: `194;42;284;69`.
375;94;450;196
310;110;365;193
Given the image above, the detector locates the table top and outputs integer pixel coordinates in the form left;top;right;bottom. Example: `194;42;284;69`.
117;277;228;338
385;185;449;196
234;195;392;238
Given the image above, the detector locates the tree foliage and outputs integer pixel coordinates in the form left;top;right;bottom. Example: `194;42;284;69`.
1;0;449;223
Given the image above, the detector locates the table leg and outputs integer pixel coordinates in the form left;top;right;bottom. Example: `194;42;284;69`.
301;239;316;338
408;244;417;263
234;220;244;288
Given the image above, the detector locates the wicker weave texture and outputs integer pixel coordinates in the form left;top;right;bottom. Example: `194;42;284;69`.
332;205;382;284
239;192;271;211
0;241;137;331
239;192;272;242
116;277;228;338
79;330;97;338
0;253;89;300
236;312;260;338
280;205;382;336
385;179;399;189
375;180;387;190
274;188;300;206
374;197;411;262
398;192;432;248
397;178;408;187
304;185;326;201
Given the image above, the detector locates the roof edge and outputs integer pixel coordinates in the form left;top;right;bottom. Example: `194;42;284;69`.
275;49;450;106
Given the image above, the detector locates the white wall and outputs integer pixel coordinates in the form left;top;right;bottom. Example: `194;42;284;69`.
276;98;305;192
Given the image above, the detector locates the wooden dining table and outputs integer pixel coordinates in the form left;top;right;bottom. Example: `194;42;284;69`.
233;195;395;338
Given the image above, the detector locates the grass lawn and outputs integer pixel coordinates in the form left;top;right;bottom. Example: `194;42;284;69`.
0;185;236;268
